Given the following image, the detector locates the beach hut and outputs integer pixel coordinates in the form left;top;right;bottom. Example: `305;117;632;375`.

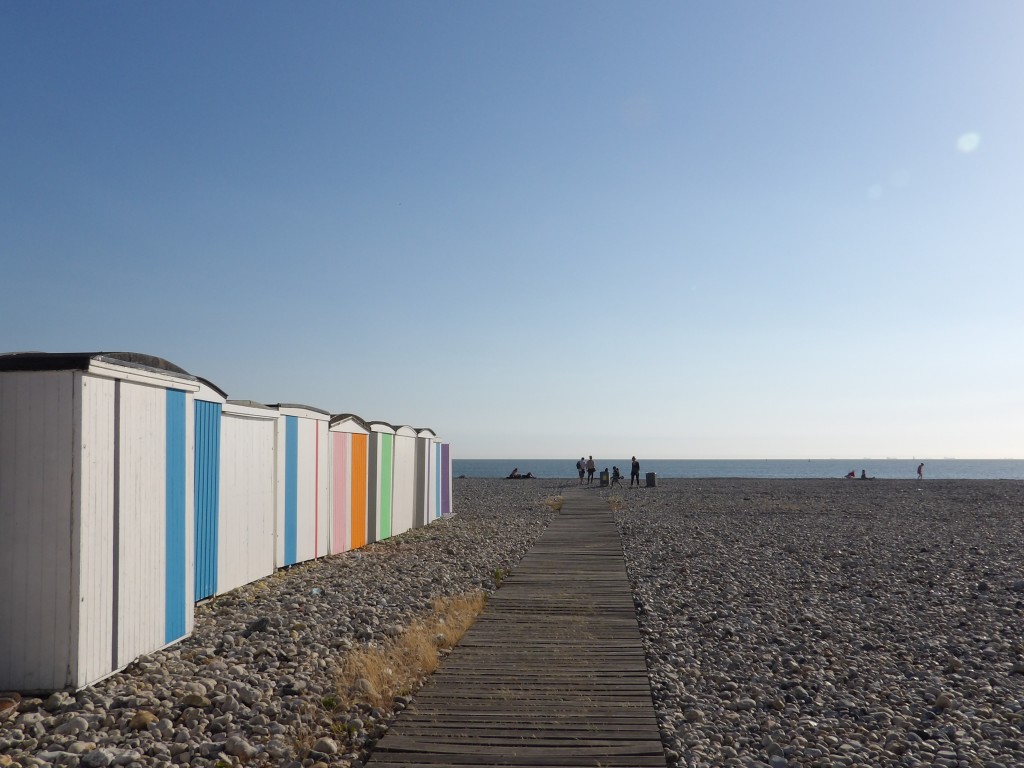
391;426;418;537
328;414;370;553
0;352;198;691
216;400;277;594
193;379;226;602
193;382;279;600
414;428;437;528
438;442;452;517
270;404;330;568
367;421;395;543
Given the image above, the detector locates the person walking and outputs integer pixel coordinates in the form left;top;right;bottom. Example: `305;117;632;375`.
630;456;641;487
576;457;586;485
586;456;596;485
917;462;924;480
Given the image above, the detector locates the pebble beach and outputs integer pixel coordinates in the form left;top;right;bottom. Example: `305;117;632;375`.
617;478;1024;768
2;477;1023;768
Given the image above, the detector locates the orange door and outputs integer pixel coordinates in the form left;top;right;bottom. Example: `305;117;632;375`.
350;433;368;548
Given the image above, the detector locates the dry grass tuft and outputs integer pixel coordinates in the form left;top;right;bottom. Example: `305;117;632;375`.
334;591;486;711
545;495;564;511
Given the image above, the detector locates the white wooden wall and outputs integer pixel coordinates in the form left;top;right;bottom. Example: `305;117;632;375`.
113;380;195;668
73;373;116;688
217;411;276;595
330;431;351;554
0;371;76;691
391;434;416;536
275;411;330;567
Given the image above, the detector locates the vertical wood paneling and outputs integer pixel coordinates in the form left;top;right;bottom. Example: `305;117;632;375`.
218;413;276;594
74;374;115;688
183;391;195;636
284;416;298;566
116;383;166;668
314;421;320;558
391;435;415;536
217;414;274;592
315;421;330;559
0;372;75;691
165;390;187;643
435;443;442;520
351;434;368;549
378;434;394;540
331;433;349;554
414;438;427;529
441;444;451;516
193;400;221;601
366;434;379;545
422;439;435;525
295;419;316;564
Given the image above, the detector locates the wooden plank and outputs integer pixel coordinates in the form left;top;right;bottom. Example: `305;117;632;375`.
366;492;666;768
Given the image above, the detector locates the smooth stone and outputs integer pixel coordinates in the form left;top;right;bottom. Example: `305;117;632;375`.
312;737;338;755
128;711;158;730
225;735;259;759
80;749;114;768
54;716;91;736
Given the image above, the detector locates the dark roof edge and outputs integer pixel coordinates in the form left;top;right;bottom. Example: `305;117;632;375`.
196;377;229;399
0;351;194;380
226;399;275;411
329;412;370;429
269;403;332;416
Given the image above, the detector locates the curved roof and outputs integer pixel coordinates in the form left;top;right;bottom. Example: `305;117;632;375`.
268;403;331;416
196;376;229;400
226;399;275;411
0;351;194;379
330;413;370;429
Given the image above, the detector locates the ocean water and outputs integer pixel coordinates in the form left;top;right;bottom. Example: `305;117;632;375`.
453;458;1024;481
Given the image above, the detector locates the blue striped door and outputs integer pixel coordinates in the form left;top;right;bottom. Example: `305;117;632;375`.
165;390;188;643
284;416;298;565
194;400;222;600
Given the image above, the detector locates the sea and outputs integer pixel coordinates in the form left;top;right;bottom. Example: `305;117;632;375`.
453;458;1024;481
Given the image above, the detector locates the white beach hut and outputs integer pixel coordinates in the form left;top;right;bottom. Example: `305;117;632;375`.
192;386;278;601
390;426;418;537
414;428;437;528
438;442;452;517
0;352;198;691
269;404;330;568
218;399;278;595
366;421;395;543
328;414;370;554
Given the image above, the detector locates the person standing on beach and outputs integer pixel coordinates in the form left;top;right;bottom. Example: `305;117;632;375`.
577;457;586;485
586;456;596;484
917;463;924;480
630;456;641;486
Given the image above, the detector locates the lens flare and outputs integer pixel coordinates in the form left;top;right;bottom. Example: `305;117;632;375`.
957;133;981;153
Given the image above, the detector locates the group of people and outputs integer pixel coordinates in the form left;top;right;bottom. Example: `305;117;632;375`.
506;468;535;479
844;463;925;480
577;456;643;487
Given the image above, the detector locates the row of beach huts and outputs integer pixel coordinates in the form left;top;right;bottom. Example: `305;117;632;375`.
0;352;453;693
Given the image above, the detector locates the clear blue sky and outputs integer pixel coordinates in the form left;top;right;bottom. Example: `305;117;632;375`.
2;2;1021;459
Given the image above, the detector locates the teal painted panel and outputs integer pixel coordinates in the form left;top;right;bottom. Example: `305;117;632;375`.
194;400;221;600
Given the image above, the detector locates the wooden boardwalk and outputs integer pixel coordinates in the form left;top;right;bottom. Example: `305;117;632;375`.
366;491;666;768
